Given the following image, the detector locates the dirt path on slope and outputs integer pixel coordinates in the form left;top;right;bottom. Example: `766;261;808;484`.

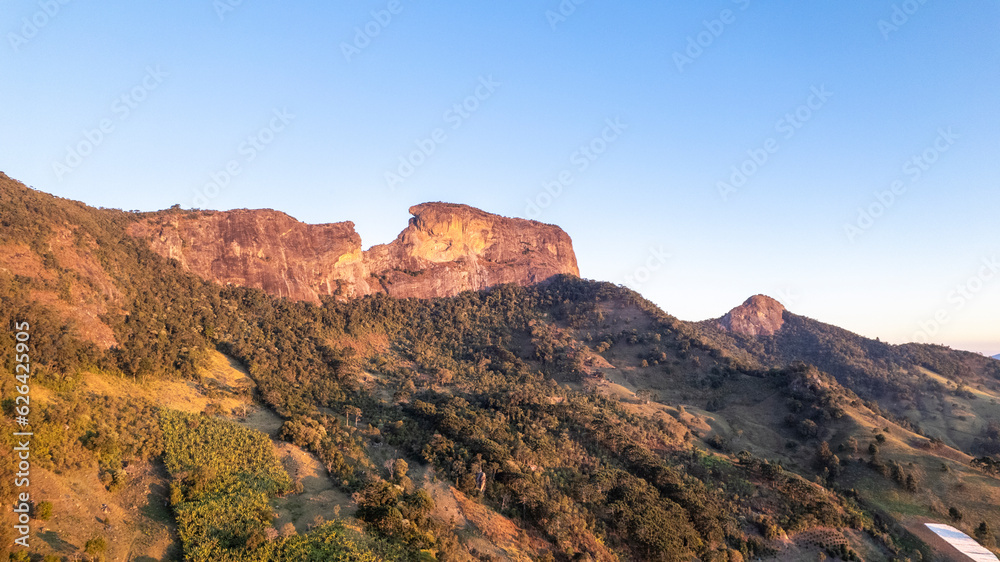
235;404;356;533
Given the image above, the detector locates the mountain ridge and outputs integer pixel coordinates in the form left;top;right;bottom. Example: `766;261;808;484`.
3;172;1000;561
125;200;579;303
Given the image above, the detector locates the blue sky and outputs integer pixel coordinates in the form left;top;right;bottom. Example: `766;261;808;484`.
2;1;998;355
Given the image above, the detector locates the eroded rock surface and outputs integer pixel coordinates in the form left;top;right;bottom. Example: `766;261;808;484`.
716;294;786;336
127;202;579;302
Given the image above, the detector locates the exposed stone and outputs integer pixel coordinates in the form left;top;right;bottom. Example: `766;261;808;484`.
127;202;579;303
716;294;786;336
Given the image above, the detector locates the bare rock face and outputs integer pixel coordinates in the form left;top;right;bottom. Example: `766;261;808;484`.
128;209;368;301
127;202;579;302
716;295;786;336
365;203;579;299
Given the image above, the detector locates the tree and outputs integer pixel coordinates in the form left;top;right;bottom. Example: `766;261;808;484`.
435;368;454;386
34;500;53;521
975;521;996;547
798;419;819;438
391;458;409;482
948;506;963;522
404;489;435;524
816;442;833;465
85;535;108;557
345;406;362;428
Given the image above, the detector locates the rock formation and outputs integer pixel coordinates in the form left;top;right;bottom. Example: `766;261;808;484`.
127;202;579;302
716;294;786;336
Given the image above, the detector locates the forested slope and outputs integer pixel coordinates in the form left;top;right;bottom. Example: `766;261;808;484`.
3;175;1000;561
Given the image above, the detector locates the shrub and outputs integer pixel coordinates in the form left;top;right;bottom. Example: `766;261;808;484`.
948;507;963;522
85;535;108;555
34;500;53;521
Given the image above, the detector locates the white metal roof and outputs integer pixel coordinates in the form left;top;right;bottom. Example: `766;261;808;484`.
925;523;999;562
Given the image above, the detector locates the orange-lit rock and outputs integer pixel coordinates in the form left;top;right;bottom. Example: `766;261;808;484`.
127;202;579;302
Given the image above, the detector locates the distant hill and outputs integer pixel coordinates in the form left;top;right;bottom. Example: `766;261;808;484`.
993;354;1000;361
700;299;1000;406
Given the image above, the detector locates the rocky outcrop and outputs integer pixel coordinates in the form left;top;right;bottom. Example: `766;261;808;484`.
716;295;786;336
128;209;367;302
362;203;579;299
127;202;579;303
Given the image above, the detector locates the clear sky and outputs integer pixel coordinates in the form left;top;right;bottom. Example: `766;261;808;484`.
2;1;998;355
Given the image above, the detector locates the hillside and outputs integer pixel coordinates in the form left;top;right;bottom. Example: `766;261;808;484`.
697;300;1000;453
2;175;1000;561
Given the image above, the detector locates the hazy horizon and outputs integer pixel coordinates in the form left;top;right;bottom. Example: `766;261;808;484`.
2;1;997;355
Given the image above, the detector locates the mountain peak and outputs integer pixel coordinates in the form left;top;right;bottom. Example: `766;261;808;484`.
716;294;786;336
